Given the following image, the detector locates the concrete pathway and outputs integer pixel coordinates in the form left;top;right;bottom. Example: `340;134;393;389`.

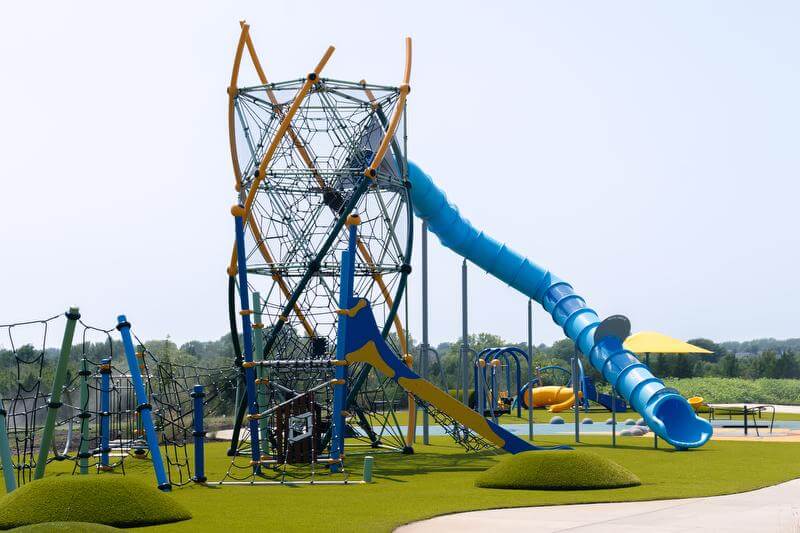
396;478;800;532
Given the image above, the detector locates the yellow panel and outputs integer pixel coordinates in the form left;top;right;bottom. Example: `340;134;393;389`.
624;331;713;354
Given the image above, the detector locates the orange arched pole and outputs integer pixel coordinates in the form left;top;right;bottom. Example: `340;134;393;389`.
359;38;416;448
226;23;334;337
227;23;249;192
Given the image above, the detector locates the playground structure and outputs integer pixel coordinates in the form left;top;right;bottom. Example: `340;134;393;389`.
0;21;717;498
406;161;712;449
474;353;628;419
0;310;237;493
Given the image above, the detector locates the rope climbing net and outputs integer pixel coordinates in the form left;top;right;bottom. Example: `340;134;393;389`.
0;311;238;488
226;69;416;462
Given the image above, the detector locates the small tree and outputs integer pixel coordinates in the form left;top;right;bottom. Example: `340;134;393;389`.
719;353;740;377
672;354;693;378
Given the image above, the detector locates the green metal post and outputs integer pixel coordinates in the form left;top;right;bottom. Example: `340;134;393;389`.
78;357;91;474
0;400;17;492
252;292;269;454
363;455;374;483
35;307;80;480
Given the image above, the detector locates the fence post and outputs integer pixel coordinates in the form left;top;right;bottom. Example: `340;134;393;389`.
34;307;80;479
0;400;16;492
99;358;112;471
117;316;170;491
191;385;206;483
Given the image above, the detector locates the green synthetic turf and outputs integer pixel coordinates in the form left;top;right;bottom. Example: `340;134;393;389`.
475;450;641;490
11;437;800;532
0;475;190;529
10;522;120;532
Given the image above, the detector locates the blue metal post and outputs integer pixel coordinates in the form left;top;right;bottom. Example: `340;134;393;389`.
99;358;112;471
332;215;358;471
191;385;206;483
116;316;170;491
232;206;262;471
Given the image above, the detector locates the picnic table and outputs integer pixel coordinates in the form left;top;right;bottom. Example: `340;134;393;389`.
706;403;775;435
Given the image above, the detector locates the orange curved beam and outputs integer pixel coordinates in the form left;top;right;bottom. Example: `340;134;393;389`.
247;213;315;338
359;38;415;447
365;38;411;179
240;24;327;189
236;29;410;357
227;24;331;338
227;41;334;271
240;45;334;217
228;23;249;191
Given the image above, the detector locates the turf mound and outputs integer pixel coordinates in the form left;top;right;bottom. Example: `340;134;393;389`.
475;450;641;490
11;522;120;532
0;476;190;529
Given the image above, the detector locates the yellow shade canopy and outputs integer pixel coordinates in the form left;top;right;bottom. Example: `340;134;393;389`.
623;331;713;354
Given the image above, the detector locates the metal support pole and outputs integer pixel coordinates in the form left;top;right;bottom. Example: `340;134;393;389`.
0;400;16;492
117;316;170;491
611;385;617;447
99;358;111;471
421;220;430;445
78;357;91;474
252;292;269;454
191;385;206;483
527;299;533;441
232;206;262;472
461;260;469;406
34;307;79;479
572;355;580;443
332;216;358;469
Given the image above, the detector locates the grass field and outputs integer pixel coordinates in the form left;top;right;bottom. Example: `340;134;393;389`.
377;407;800;426
15;435;800;532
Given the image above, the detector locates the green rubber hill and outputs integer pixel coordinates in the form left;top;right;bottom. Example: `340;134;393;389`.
0;475;190;529
476;450;641;490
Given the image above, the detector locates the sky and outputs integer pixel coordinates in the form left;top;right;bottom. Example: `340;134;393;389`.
1;1;798;349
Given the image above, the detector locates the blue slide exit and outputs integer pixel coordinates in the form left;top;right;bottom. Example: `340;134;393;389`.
407;162;712;449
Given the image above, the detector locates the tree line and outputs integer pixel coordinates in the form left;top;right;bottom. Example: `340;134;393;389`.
2;331;799;398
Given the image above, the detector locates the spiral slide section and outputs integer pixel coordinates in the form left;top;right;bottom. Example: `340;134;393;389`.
408;162;712;449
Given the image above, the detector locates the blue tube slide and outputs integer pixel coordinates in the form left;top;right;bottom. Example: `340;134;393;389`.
407;162;712;449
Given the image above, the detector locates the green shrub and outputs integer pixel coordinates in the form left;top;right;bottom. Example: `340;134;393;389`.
0;475;190;529
475;450;641;490
664;378;800;404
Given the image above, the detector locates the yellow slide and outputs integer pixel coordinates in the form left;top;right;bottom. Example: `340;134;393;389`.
521;386;570;408
548;391;583;413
